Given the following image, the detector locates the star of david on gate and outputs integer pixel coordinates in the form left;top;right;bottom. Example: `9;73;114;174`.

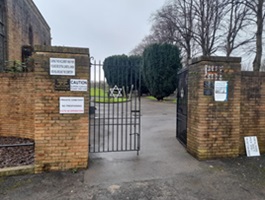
109;85;122;98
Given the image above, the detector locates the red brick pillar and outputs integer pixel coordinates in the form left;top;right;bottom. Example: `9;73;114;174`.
33;46;90;173
187;56;241;159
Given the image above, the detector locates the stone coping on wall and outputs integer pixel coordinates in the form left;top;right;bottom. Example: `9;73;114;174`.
34;45;89;55
241;71;265;76
0;165;34;177
189;56;242;65
0;73;34;77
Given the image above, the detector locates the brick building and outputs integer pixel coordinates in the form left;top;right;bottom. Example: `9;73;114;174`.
0;0;51;71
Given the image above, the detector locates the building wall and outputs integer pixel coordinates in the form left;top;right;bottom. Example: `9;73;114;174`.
240;72;265;154
0;73;35;139
187;56;241;160
5;0;51;62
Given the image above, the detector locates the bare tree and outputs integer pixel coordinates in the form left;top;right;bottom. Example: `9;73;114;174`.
129;35;158;56
132;0;256;63
192;0;229;56
130;1;182;56
241;0;265;71
151;0;196;64
152;0;229;57
150;14;177;45
221;0;253;57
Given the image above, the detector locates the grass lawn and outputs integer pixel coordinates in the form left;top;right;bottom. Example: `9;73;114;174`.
90;88;107;97
93;97;129;103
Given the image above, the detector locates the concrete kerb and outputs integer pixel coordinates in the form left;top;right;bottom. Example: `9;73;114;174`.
0;165;34;177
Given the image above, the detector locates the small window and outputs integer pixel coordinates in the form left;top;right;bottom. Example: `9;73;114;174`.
22;46;33;63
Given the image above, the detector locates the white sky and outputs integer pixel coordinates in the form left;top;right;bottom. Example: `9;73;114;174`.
33;0;166;62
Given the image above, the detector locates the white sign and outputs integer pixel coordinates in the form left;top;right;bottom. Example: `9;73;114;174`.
214;81;228;101
70;79;88;91
50;58;75;76
60;97;84;114
244;136;260;157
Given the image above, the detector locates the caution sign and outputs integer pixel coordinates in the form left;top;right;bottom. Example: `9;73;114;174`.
70;79;88;91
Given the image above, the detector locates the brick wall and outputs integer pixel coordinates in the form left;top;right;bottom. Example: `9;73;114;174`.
187;56;241;159
5;0;51;61
33;46;89;173
240;72;265;154
0;45;90;173
0;73;35;139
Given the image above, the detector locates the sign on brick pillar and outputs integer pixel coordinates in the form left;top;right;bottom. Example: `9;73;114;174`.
33;45;89;173
187;56;241;160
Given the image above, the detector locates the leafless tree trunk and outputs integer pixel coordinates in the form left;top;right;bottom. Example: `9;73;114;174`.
253;0;264;71
151;0;195;64
192;0;228;56
222;0;252;57
243;0;265;71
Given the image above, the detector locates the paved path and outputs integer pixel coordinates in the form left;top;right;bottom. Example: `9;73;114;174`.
84;97;200;186
1;97;265;199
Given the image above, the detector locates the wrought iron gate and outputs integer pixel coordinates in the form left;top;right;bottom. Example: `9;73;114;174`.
176;68;188;146
89;59;141;154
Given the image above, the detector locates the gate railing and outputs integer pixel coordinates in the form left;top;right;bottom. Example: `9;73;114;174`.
176;68;188;146
89;60;141;154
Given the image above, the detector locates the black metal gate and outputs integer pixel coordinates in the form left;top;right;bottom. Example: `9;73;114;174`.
89;59;141;154
176;68;188;146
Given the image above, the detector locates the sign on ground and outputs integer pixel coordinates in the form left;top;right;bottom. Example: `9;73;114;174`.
244;136;260;157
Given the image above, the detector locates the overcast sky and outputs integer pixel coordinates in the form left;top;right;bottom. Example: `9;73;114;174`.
33;0;166;62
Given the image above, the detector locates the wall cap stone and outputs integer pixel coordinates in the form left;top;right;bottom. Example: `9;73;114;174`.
189;56;241;65
241;71;265;76
34;45;89;55
0;165;34;177
0;73;35;77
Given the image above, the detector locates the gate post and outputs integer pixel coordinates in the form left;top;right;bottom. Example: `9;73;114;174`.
187;56;241;160
33;45;90;173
